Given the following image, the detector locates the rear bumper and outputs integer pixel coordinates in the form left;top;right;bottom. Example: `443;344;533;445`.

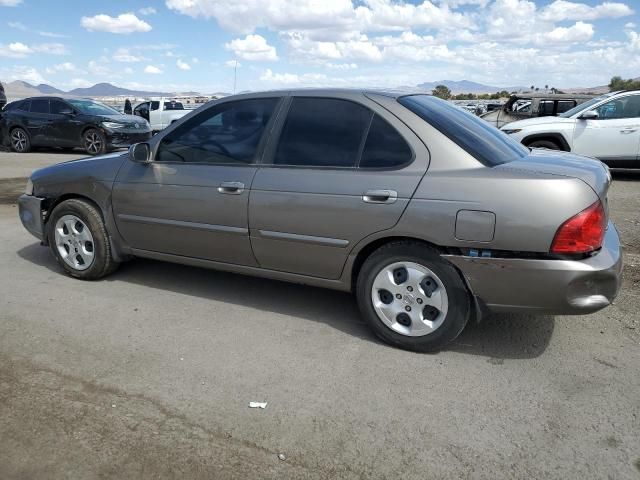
18;194;45;241
445;222;623;315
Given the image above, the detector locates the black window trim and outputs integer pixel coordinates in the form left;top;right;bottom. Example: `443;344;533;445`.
261;95;415;171
153;96;284;167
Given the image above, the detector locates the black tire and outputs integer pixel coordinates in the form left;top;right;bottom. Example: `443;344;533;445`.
528;139;561;150
83;129;107;156
47;198;119;280
10;127;31;153
356;241;470;352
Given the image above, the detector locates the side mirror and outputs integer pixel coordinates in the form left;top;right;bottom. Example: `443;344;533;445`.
129;143;151;164
579;110;599;120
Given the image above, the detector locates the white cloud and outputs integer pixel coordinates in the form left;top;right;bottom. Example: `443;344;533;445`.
192;57;200;63
68;78;93;88
543;21;594;43
144;65;163;74
139;7;157;15
8;20;68;38
0;0;22;6
225;34;278;61
225;60;241;67
33;43;68;55
113;48;147;62
123;67;134;74
625;22;636;29
45;62;85;74
88;59;111;76
176;59;191;70
259;68;327;85
81;13;152;34
1;66;46;84
539;1;634;22
325;62;358;69
0;42;32;58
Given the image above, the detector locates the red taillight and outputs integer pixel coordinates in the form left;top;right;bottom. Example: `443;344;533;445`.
550;201;606;254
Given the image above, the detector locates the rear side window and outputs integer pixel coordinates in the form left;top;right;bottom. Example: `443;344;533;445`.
557;100;576;114
30;99;49;114
274;98;371;168
360;115;412;168
399;95;528;166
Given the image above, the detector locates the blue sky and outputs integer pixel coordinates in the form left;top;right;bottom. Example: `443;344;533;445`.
1;0;638;93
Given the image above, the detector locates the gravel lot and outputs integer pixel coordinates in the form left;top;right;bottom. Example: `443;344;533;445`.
0;151;639;479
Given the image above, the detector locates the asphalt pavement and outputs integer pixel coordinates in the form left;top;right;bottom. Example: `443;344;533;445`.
0;152;639;479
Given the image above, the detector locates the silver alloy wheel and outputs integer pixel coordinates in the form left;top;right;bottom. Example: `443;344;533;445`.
371;261;449;337
84;131;103;154
11;129;27;152
54;214;95;271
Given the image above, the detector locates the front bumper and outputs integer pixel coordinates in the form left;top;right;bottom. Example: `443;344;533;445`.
105;130;152;148
18;194;45;241
445;222;623;315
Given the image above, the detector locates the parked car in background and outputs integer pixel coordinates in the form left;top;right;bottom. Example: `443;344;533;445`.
133;97;190;133
502;90;640;167
482;93;595;128
0;81;6;110
0;97;151;155
18;90;621;352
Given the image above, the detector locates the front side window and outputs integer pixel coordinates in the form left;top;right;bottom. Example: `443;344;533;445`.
50;99;71;114
595;94;640;120
151;101;160;111
274;98;371;168
156;98;279;165
399;95;528;166
30;99;49;114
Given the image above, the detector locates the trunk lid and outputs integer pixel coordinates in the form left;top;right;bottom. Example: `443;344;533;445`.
495;148;611;204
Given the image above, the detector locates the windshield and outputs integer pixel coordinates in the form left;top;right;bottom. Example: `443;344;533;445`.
67;99;120;116
559;93;615;118
398;95;528;166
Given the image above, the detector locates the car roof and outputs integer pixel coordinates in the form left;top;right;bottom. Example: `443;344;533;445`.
219;88;423;101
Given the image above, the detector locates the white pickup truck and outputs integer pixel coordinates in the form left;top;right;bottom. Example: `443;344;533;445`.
132;98;190;133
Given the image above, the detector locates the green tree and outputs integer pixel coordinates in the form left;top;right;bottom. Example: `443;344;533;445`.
432;85;452;99
609;76;640;91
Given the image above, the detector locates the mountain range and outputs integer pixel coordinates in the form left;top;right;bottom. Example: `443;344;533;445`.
2;78;620;100
2;81;213;99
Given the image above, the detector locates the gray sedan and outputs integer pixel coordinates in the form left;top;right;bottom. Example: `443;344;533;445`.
18;90;622;351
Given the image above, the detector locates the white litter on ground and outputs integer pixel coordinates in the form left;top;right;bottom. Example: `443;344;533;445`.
248;401;268;409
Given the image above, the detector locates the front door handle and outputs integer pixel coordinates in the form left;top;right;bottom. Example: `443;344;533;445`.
218;181;245;195
362;189;398;204
620;128;638;134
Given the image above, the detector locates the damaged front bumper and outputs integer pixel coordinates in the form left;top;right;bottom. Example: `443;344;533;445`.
445;222;623;315
18;194;45;242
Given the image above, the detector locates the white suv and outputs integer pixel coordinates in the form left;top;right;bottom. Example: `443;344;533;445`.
501;90;640;168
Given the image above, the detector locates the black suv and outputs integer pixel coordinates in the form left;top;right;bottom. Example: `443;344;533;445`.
0;82;6;110
0;97;151;155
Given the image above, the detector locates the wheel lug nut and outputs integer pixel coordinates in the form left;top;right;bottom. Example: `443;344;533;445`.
407;286;413;292
396;294;402;299
405;306;411;312
417;298;423;304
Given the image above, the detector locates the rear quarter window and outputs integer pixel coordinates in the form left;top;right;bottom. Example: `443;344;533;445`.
398;95;528;166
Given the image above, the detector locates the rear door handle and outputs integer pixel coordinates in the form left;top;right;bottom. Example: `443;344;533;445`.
620;128;638;134
362;189;398;204
218;181;245;195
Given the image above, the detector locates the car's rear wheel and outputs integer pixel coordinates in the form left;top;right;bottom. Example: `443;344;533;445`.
83;129;106;156
356;241;470;352
47;198;119;280
10;127;30;153
528;139;560;150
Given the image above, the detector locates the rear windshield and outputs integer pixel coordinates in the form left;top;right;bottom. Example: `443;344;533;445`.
398;95;528;166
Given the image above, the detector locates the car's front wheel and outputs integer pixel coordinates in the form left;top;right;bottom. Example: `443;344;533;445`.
356;241;470;352
47;198;119;280
83;129;106;156
10;127;31;153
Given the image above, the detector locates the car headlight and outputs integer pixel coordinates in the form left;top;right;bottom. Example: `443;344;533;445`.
101;121;125;129
25;178;33;195
502;128;522;134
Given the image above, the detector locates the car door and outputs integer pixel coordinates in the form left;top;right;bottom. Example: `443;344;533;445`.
248;93;429;279
572;93;640;165
49;99;82;147
133;102;150;122
112;95;283;265
25;98;52;146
